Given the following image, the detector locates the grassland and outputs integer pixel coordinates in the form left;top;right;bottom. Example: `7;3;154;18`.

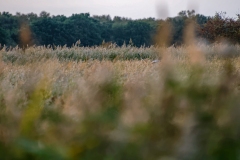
1;43;240;159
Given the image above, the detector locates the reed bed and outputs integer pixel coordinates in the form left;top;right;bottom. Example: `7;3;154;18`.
1;44;240;159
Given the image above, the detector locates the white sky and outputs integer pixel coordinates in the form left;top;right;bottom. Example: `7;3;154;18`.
0;0;239;19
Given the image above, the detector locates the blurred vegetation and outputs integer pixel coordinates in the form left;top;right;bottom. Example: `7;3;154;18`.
1;8;240;160
0;43;240;159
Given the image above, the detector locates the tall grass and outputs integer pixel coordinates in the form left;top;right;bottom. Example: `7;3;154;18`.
1;43;240;159
0;44;160;64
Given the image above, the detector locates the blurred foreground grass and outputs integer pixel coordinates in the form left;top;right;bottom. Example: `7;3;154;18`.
1;44;240;159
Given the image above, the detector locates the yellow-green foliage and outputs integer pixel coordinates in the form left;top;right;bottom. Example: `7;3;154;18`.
0;44;240;159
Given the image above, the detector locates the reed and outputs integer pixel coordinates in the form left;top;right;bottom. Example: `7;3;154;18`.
1;43;240;159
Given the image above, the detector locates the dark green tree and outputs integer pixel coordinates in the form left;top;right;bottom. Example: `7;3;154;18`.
64;13;102;46
0;12;19;46
30;13;68;46
125;21;152;47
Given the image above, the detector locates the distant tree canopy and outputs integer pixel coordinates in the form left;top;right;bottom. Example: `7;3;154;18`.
199;12;240;43
2;10;236;47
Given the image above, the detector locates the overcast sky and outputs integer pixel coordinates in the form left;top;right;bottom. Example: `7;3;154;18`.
0;0;239;19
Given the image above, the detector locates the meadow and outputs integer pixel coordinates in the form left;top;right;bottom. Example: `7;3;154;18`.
1;43;240;159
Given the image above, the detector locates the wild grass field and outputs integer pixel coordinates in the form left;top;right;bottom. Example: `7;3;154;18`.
1;43;240;159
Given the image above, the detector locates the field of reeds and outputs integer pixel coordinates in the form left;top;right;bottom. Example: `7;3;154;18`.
1;43;240;159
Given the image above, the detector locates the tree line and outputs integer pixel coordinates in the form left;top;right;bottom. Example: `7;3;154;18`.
0;10;239;48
